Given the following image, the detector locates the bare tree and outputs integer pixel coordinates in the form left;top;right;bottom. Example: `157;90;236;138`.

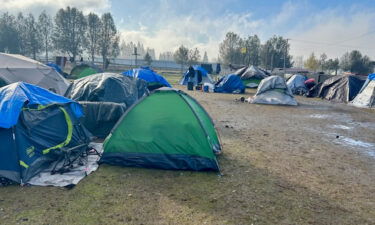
86;12;101;63
38;10;53;61
53;7;87;62
98;13;119;69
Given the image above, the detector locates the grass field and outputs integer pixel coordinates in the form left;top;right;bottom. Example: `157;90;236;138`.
1;74;375;225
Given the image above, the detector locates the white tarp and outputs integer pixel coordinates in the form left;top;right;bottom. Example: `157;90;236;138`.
27;143;103;187
351;80;375;108
0;53;69;95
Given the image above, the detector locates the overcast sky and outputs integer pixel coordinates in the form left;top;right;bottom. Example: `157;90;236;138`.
1;0;375;61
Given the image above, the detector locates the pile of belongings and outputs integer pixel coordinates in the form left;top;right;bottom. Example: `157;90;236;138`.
0;82;93;186
100;88;221;171
233;65;270;88
249;75;298;106
180;66;214;85
0;53;69;95
351;74;375;108
286;74;308;95
122;66;171;91
65;73;149;138
214;74;245;94
306;75;365;103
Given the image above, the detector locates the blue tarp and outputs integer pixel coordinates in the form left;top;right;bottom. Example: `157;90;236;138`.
122;67;171;88
368;73;375;81
46;62;63;75
214;74;245;94
180;65;213;85
0;82;83;128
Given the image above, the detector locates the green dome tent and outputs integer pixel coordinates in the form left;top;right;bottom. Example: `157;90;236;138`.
70;64;102;78
101;88;221;171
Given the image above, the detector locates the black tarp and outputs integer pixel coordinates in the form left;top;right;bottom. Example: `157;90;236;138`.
306;75;365;103
65;73;149;137
233;65;270;80
79;102;127;138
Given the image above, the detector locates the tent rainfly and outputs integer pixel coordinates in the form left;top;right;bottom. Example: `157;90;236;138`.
101;88;221;171
0;53;69;95
0;82;91;184
122;67;171;91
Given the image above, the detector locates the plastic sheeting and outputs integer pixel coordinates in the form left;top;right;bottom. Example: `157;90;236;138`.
79;102;127;138
0;82;83;129
65;73;149;137
287;74;307;95
351;79;375;108
27;142;102;187
65;73;149;106
214;74;245;94
235;65;269;80
0;53;69;94
251;76;298;106
306;75;365;103
122;67;171;88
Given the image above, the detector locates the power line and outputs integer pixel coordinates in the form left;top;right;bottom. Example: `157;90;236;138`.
334;30;375;44
289;38;375;51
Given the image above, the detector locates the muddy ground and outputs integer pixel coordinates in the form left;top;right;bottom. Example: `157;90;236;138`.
1;84;374;225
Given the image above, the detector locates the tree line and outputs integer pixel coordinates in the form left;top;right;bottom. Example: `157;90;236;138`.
304;51;373;75
218;32;292;70
0;7;119;67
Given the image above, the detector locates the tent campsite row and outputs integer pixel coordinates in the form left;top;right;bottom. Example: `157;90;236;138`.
0;54;222;186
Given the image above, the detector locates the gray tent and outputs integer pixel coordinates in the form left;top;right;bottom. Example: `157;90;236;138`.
0;53;69;95
351;76;375;108
286;74;307;95
65;73;149;137
251;76;298;106
234;65;269;88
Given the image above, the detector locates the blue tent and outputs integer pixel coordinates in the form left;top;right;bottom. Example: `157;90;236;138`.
0;82;90;184
122;67;171;90
180;65;214;85
0;82;82;129
46;62;63;75
214;74;245;94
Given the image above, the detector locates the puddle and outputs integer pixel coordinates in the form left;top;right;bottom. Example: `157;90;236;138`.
332;125;352;130
334;136;375;158
309;114;330;119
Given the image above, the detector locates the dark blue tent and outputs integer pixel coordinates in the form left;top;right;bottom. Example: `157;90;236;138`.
0;82;90;184
46;62;63;75
180;65;214;85
214;74;245;94
122;67;171;90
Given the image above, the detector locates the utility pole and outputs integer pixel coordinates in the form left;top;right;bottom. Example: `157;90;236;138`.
132;47;140;68
283;39;289;76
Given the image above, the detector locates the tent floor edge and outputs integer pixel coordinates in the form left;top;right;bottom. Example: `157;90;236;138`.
99;152;219;172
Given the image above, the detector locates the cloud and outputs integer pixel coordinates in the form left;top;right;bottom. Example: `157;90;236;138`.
121;13;263;61
288;6;375;60
0;0;111;15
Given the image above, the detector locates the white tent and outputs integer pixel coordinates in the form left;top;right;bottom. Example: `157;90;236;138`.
0;53;69;95
351;76;375;108
250;76;298;106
